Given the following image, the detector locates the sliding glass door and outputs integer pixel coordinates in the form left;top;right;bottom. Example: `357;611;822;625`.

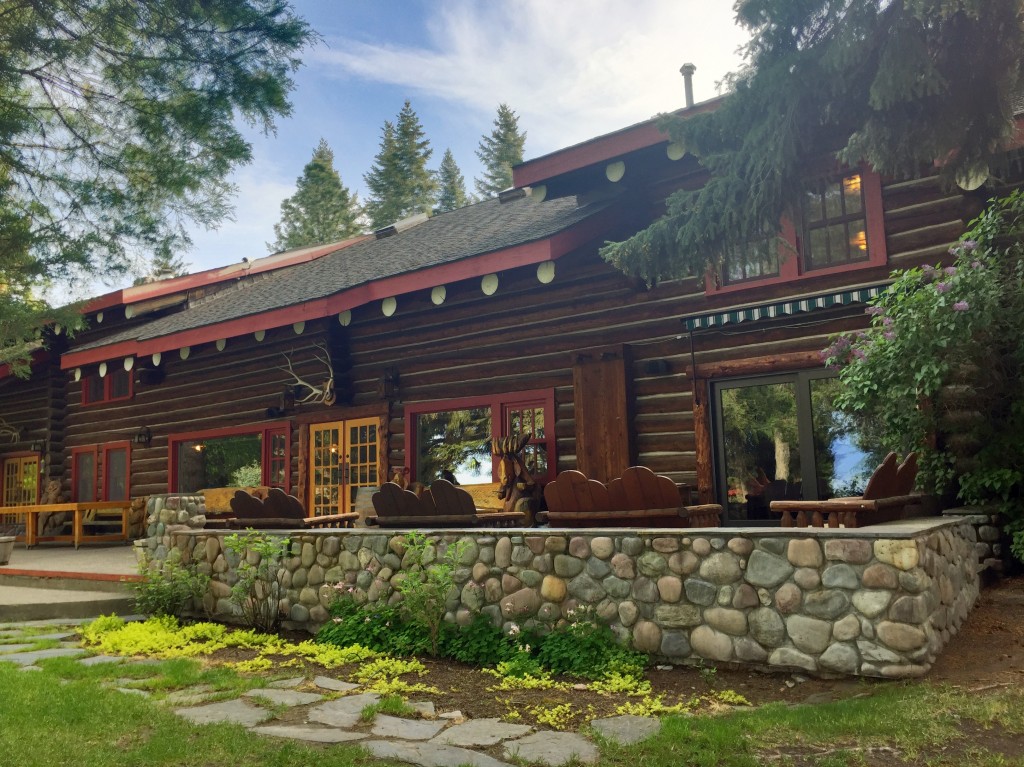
712;371;874;524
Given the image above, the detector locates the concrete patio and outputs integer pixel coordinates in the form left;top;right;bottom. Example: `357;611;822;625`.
0;543;139;621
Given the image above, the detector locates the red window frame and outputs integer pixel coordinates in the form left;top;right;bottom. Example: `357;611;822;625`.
82;367;134;406
102;441;132;501
404;388;557;485
709;166;886;295
71;446;99;502
167;422;291;493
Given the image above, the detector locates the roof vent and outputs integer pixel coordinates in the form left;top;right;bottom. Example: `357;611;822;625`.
374;212;430;239
499;187;528;204
680;62;696;107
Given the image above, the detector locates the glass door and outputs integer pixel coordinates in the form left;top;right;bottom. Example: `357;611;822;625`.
308;418;379;517
713;371;872;524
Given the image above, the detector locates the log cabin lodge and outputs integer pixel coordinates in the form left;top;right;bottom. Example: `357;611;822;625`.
2;90;1022;542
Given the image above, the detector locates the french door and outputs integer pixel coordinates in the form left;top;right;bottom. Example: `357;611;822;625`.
308;418;379;517
2;455;39;528
712;371;873;524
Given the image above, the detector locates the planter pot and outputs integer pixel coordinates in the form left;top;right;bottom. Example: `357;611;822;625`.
0;535;14;566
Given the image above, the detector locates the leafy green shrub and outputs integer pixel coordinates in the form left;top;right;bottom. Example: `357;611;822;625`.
536;607;646;679
438;613;518;665
223;530;289;631
393;532;467;656
132;559;209;617
824;191;1024;562
317;593;430;656
230;461;262;487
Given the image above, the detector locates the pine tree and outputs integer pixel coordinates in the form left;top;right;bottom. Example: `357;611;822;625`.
364;101;436;229
133;249;190;285
601;0;1024;285
270;139;361;252
0;0;310;374
434;149;470;213
475;104;527;198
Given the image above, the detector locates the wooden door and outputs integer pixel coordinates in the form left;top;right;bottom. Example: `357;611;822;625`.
2;456;39;525
308;418;379;517
573;346;634;483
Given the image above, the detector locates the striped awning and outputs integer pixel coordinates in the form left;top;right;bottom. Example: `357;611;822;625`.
682;284;888;331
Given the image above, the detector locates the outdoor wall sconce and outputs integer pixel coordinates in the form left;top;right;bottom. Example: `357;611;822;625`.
265;385;296;419
378;367;400;400
134;426;152;447
29;439;45;455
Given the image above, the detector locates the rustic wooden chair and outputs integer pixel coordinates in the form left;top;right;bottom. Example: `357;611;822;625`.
543;466;723;528
770;452;923;528
367;479;526;528
226;488;358;529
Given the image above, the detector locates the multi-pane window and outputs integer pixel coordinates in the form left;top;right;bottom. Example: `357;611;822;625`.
2;456;38;506
82;368;133;405
802;173;869;270
407;390;556;485
721;238;781;286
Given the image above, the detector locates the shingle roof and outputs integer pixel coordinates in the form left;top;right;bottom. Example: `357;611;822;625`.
73;193;605;353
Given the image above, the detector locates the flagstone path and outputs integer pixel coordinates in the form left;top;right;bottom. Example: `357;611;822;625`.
0;618;661;767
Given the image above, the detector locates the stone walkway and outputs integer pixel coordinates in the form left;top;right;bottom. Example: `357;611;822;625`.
0;618;662;767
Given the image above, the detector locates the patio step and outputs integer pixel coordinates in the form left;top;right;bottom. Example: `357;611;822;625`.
0;569;134;594
0;582;136;622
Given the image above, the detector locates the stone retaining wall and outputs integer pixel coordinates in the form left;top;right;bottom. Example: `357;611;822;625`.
943;506;1011;574
153;517;979;679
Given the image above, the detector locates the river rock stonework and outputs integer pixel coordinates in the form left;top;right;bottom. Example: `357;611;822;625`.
155;518;979;679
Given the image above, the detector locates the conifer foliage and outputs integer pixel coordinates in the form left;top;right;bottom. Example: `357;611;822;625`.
475;104;527;198
0;0;311;373
434;149;470;213
270;139;361;252
601;0;1024;285
364;100;436;229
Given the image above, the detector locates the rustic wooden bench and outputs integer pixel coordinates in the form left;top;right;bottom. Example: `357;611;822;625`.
368;479;527;528
2;501;133;548
770;452;922;528
227;488;359;529
543;466;723;528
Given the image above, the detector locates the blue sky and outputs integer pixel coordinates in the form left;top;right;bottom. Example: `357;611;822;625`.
141;2;751;283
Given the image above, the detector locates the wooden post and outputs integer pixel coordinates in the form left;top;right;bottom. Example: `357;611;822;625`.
692;377;714;505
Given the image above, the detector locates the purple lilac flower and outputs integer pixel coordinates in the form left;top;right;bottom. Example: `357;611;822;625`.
935;282;951;293
865;305;885;316
971;260;983;269
953;301;969;312
852;348;867;360
883;331;896;341
882;316;894;327
944;266;957;276
963;240;978;251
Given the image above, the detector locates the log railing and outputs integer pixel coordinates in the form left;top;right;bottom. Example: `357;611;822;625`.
0;501;132;549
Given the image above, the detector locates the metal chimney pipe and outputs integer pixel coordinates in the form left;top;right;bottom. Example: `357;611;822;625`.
680;63;696;107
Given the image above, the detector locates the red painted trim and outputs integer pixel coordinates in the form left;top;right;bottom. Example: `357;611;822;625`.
0;567;142;582
403;388;557;485
81;366;133;407
0;350;50;381
706;167;888;295
513;99;722;188
85;236;370;314
71;446;99;502
167;421;291;494
102;441;132;502
60;212;615;371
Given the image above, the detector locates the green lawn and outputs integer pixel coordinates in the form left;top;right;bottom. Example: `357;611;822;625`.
1;659;1022;767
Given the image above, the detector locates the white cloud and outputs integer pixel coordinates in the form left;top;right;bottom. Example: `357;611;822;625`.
184;160;296;273
311;0;749;155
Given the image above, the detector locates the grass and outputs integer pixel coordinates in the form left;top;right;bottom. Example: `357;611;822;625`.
2;617;1023;767
3;657;1022;767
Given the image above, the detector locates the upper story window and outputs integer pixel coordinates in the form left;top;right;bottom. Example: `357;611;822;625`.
82;367;133;405
802;172;869;270
714;167;885;294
